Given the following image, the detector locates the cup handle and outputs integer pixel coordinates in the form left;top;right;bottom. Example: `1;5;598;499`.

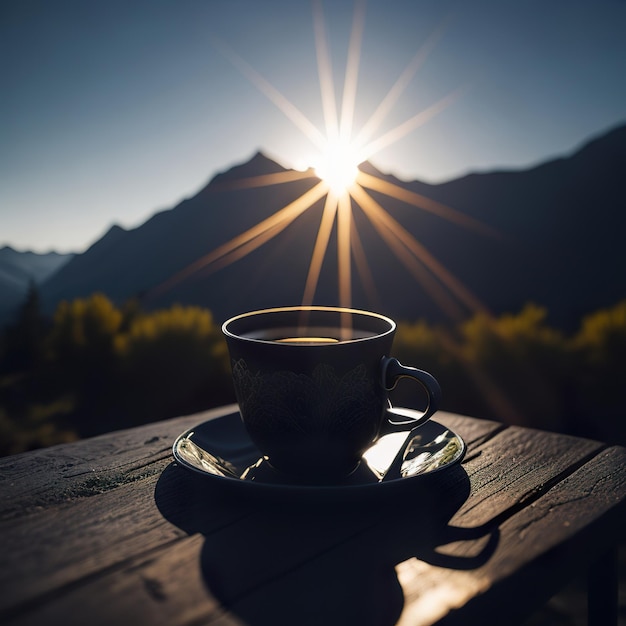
379;356;442;436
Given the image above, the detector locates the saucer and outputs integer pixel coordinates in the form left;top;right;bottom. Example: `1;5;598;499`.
172;411;465;501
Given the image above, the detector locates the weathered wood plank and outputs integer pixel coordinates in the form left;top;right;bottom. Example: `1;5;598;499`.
229;445;624;626
154;446;626;626
1;410;622;626
152;443;621;626
2;482;459;626
6;534;244;626
0;410;497;625
449;424;605;528
0;405;238;520
0;451;607;626
0;472;176;616
0;409;499;619
434;411;503;440
396;445;626;626
0;463;261;619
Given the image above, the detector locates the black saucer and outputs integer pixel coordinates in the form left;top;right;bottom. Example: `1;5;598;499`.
172;411;465;501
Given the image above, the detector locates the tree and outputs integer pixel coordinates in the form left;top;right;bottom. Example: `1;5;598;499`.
459;304;568;431
46;293;123;402
569;300;626;442
1;281;47;373
115;305;232;423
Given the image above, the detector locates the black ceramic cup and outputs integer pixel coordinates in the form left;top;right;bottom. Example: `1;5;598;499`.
222;306;441;481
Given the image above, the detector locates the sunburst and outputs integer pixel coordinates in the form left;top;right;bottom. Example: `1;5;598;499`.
156;1;499;322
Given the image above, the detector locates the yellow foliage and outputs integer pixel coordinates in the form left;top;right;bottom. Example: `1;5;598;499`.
115;305;228;370
461;303;564;362
395;319;438;349
393;319;449;368
49;293;122;356
3;296;626;454
113;304;231;420
573;299;626;356
116;305;218;351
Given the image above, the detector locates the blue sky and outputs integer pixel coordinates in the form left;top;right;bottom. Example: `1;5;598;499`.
2;0;625;253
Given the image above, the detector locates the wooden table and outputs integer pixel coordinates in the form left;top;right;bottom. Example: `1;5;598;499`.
1;404;624;626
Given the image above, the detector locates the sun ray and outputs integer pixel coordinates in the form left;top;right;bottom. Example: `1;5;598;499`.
349;216;381;309
214;39;326;151
339;0;366;143
351;184;489;318
352;185;464;320
337;192;353;312
197;221;290;277
211;169;317;191
354;17;449;149
437;329;525;421
313;0;339;141
302;192;339;305
356;170;501;238
337;192;354;337
150;181;328;297
359;87;466;160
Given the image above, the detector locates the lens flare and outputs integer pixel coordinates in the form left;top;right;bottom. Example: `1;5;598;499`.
154;3;499;325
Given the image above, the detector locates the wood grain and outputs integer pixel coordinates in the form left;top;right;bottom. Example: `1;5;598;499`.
0;407;623;626
0;404;238;520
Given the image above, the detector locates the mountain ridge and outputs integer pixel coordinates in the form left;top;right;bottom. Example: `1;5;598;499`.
28;122;626;329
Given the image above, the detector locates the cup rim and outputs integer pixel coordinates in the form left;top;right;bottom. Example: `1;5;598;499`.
222;305;396;345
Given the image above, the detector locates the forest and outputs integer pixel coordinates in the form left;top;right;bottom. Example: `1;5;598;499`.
1;285;625;457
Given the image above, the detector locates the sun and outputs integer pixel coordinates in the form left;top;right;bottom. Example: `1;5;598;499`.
153;3;498;323
313;138;362;196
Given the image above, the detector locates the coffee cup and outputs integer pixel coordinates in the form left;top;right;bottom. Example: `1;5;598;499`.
222;306;441;481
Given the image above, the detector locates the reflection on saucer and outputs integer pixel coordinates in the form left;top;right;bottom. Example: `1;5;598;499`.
399;431;464;477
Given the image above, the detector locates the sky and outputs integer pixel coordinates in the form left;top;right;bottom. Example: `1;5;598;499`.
1;0;625;254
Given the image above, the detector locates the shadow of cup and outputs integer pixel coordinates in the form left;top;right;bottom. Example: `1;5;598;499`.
155;460;497;625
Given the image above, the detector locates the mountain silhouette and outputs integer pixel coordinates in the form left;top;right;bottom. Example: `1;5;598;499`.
39;124;626;329
0;247;73;322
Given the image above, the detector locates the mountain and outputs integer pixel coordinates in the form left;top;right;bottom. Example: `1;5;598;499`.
39;124;626;329
0;247;74;323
